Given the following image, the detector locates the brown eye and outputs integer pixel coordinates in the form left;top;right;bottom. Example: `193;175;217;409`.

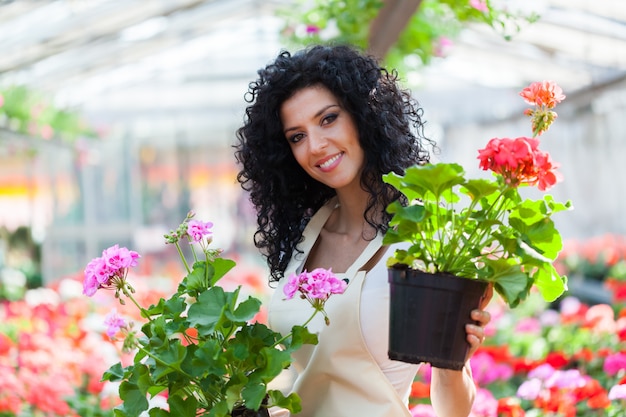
321;114;337;125
288;132;305;143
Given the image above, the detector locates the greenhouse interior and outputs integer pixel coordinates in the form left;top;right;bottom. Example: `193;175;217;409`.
1;0;626;415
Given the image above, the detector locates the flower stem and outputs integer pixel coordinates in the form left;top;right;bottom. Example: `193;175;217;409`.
272;305;320;348
175;241;191;274
122;283;152;320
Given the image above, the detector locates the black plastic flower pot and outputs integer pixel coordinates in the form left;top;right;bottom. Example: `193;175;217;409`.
388;266;488;370
230;407;270;417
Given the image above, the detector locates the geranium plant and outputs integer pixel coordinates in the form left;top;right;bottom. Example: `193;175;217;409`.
383;81;572;308
82;212;345;417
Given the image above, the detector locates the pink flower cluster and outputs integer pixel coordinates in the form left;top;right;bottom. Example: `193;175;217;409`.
283;268;347;301
83;244;140;296
0;291;122;416
186;219;213;243
517;363;588;401
477;136;562;191
520;80;566;136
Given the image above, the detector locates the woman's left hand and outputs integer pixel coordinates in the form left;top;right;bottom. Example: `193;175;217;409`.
465;283;493;360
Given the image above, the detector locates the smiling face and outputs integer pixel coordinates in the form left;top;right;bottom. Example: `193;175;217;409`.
280;85;365;192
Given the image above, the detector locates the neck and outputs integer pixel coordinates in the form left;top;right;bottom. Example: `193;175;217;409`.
329;188;380;240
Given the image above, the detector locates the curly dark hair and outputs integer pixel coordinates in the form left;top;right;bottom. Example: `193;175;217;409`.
234;44;433;283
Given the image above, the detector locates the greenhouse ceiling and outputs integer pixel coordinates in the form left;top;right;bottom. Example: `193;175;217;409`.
0;0;625;126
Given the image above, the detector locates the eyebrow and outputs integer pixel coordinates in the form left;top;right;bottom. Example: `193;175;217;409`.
283;104;340;134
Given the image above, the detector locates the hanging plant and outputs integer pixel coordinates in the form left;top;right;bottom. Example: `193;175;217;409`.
279;0;539;73
0;85;98;143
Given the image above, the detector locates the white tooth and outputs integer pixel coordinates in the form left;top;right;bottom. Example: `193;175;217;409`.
320;154;340;168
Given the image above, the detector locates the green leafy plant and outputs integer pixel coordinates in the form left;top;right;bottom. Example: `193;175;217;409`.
279;0;539;72
0;85;97;142
82;213;344;417
382;81;572;308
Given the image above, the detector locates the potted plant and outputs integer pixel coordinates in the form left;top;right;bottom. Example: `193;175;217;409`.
82;213;346;417
382;81;572;369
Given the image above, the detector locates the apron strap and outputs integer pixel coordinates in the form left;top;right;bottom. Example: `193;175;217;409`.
284;197;339;276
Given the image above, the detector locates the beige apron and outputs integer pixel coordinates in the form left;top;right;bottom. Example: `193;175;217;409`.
268;198;413;417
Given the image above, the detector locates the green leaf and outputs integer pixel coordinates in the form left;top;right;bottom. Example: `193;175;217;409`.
483;260;530;307
188;339;226;378
509;206;563;261
148;408;170;417
167;395;199;417
146;295;186;318
241;381;267;410
388;202;426;225
116;365;150;417
461;178;500;202
533;264;568;302
399;163;466;199
102;362;125;382
268;390;302;414
284;325;318;352
211;258;237;286
226;294;262;323
185;261;211;294
248;347;293;384
151;341;187;381
187;286;231;333
383;171;421;201
206;400;230;417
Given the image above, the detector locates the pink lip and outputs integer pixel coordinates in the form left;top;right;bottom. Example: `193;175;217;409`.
316;152;343;173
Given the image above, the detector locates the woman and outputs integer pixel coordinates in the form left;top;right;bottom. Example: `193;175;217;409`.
234;44;492;417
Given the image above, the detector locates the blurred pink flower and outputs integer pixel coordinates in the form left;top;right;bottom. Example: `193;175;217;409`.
517;378;542;400
40;124;54;140
410;404;437;417
528;363;555;380
104;309;127;338
515;316;542;334
471;352;513;385
470;388;498;417
305;25;320;34
433;36;453;57
608;384;626;400
604;352;626;376
469;0;489;12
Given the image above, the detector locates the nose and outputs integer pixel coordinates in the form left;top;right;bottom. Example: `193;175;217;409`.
308;130;328;154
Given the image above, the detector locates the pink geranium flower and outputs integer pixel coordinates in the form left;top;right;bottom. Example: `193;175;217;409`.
104;309;127;338
284;268;346;301
186;219;213;243
83;245;140;296
102;244;140;270
283;268;347;325
520;80;566;108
